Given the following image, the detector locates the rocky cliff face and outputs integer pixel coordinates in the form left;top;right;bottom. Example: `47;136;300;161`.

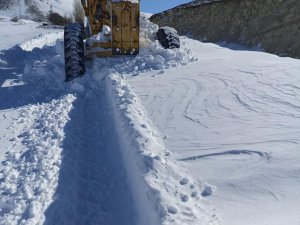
150;0;300;58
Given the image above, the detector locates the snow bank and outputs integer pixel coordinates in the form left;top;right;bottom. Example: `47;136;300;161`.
106;74;220;225
20;32;63;51
0;18;61;51
0;31;72;225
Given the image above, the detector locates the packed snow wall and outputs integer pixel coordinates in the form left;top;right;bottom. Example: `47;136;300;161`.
150;0;300;58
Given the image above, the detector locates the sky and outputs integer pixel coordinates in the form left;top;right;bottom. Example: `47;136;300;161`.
141;0;192;14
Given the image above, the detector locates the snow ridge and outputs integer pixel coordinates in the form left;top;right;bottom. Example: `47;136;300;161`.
106;74;220;225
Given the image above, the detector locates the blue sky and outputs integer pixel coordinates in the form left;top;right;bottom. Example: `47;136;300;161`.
141;0;192;14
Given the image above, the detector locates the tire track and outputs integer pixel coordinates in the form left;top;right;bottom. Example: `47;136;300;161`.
44;83;137;225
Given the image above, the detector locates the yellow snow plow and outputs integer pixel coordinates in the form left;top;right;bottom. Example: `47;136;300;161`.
64;0;140;81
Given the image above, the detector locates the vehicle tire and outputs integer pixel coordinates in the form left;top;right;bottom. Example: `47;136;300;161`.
64;23;85;81
157;27;180;49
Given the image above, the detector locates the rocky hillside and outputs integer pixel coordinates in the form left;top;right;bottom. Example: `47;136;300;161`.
0;0;17;11
150;0;300;58
0;0;73;20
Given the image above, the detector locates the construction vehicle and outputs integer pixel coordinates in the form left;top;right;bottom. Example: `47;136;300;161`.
64;0;140;81
64;0;180;82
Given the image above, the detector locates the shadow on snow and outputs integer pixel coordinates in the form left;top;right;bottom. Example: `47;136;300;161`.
43;84;137;225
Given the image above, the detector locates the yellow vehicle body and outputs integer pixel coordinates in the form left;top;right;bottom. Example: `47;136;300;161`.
81;0;140;58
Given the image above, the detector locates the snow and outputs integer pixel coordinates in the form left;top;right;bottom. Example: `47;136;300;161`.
0;16;61;51
92;16;197;77
0;94;75;225
106;74;219;225
0;0;73;19
88;25;112;42
128;38;300;225
44;79;137;225
0;32;137;225
1;13;300;225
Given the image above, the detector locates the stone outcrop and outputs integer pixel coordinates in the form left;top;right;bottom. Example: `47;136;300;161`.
150;0;300;58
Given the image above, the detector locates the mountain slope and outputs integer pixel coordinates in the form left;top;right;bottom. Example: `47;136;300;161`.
0;0;73;19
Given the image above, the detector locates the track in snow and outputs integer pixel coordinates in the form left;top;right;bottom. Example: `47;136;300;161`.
44;82;137;225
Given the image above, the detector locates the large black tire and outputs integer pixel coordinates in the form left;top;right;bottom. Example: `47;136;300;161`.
157;27;180;49
64;23;85;82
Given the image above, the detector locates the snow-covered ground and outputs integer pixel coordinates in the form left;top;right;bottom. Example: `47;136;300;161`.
1;14;300;225
0;16;61;51
0;0;73;20
128;38;300;225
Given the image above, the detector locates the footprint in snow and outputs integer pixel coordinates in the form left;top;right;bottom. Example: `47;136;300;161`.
201;185;216;197
140;124;147;128
179;177;189;185
191;191;198;198
181;194;189;202
167;206;178;214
